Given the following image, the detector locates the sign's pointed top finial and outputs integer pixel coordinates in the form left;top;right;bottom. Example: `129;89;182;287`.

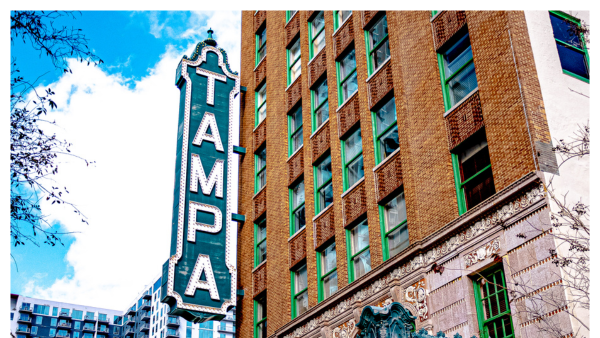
204;28;217;47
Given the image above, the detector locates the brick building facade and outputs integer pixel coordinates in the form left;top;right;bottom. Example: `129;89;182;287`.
236;10;589;338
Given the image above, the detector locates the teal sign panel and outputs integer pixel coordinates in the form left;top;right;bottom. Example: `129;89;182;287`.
161;35;239;322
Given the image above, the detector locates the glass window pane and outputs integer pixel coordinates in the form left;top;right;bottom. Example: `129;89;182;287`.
257;220;266;242
258;29;267;48
313;31;325;56
291;127;303;153
351;220;369;254
256;148;267;169
353;249;371;279
292;181;305;208
340;50;356;79
295;265;307;291
315;101;329;128
444;34;473;75
312;12;325;35
317;156;332;187
323;270;338;299
319;182;333;211
556;44;589;79
384;192;407;230
369;16;388;48
550;13;583;48
372;39;390;71
448;61;477;106
290;40;301;63
338;11;352;26
322;243;336;273
375;98;396;134
295;291;308;316
341;71;358;102
257;85;267;106
290;107;302;132
290;59;301;82
315;79;328;107
379;126;399;159
347;155;364;187
344;129;362;161
293;205;306;232
387;224;409;257
256;298;266;321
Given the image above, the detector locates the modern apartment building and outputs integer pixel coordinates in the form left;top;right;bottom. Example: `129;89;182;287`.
237;10;589;338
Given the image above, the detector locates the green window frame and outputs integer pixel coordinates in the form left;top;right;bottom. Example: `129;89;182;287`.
255;146;266;193
290;264;308;319
473;265;515;338
255;83;266;126
288;105;303;155
371;96;399;164
255;26;266;66
311;77;329;132
253;295;267;338
314;154;333;214
336;48;358;105
437;28;478;110
309;11;325;59
317;241;338;302
452;130;495;215
289;180;306;236
287;38;301;85
346;219;371;282
254;217;267;267
549;11;589;82
364;14;390;75
341;128;364;191
333;11;352;30
286;11;298;23
379;190;408;261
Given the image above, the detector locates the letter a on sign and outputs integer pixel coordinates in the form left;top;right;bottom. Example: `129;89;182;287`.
193;112;224;152
185;254;220;301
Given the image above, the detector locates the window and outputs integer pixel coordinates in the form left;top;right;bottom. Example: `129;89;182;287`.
365;14;390;74
314;155;333;214
438;29;478;110
98;313;107;322
333;11;352;30
114;326;119;334
290;180;306;235
33;305;50;315
52;307;58;316
549;11;589;82
21;303;31;311
71;310;82;320
336;48;358;104
291;264;308;318
256;26;266;66
255;83;266;126
74;322;80;330
31;326;38;335
287;38;301;85
60;308;69;316
83;323;95;331
36;316;42;325
318;242;338;301
288;105;303;155
372;97;399;164
311;78;329;132
220;322;226;330
85;312;94;320
309;12;325;59
452;130;495;214
347;219;371;282
18;324;30;333
286;11;298;22
50;329;56;337
254;218;267;266
254;295;267;338
255;146;266;192
186;327;191;338
74;332;79;338
11;313;14;321
51;318;57;326
341;128;364;190
473;266;514;338
380;191;409;260
220;334;226;338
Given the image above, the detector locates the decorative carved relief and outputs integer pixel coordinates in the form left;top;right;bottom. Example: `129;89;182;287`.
286;13;301;46
289;229;307;268
287;76;302;112
314;206;335;249
374;150;403;203
308;49;327;88
342;180;367;227
444;90;484;150
254;11;266;33
253;188;266;221
431;11;467;51
337;94;360;139
361;11;381;29
252;262;267;297
254;56;267;90
333;16;354;60
367;61;393;110
404;279;428;321
332;319;357;338
288;148;304;186
464;237;501;267
253;120;266;152
311;120;330;163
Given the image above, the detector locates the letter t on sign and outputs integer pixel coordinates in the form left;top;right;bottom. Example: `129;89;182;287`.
196;68;227;106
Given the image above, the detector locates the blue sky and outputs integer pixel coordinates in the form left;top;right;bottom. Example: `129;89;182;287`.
10;10;241;310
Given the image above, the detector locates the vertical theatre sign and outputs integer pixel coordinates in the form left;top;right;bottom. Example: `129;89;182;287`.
161;31;240;322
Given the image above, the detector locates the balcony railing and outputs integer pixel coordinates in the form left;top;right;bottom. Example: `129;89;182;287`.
97;327;109;334
166;329;178;338
16;327;31;334
84;315;96;322
124;317;135;326
19;306;32;313
56;332;70;338
139;301;151;311
58;312;71;318
139;323;150;332
140;312;150;321
17;316;32;323
97;316;109;324
58;322;72;329
126;307;136;316
142;291;152;300
166;317;179;327
82;325;95;332
124;327;135;337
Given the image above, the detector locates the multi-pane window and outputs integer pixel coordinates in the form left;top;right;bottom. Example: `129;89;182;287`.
288;106;303;155
287;39;301;85
372;97;399;164
337;48;358;104
309;12;325;59
17;324;29;333
291;264;308;318
254;295;267;338
381;191;409;260
33;305;50;315
311;78;329;132
71;310;82;320
438;29;478;109
98;313;107;322
314;155;333;214
286;11;298;22
52;307;58;316
254;218;267;266
334;11;352;30
342;128;364;190
290;180;306;235
549;11;589;82
453;130;495;214
255;83;266;126
255;147;266;192
473;266;514;338
256;26;267;66
347;219;371;282
51;318;57;326
365;15;390;74
318;242;338;301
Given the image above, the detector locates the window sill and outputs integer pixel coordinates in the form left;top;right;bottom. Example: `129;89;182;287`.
286;75;302;92
253;57;266;72
341;176;365;199
308;47;325;66
365;57;391;83
285;12;299;27
443;86;478;118
336;91;358;113
251;260;267;273
312;203;334;222
310;118;330;139
430;11;443;22
372;147;401;172
252;185;267;199
253;119;266;133
332;13;353;37
288;227;306;242
562;69;590;83
287;144;304;162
